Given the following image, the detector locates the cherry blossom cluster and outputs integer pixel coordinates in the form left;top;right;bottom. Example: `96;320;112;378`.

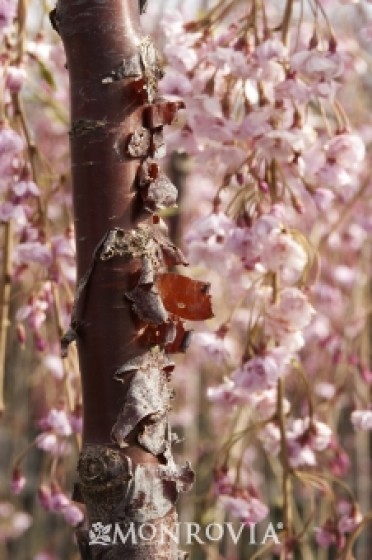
158;0;372;555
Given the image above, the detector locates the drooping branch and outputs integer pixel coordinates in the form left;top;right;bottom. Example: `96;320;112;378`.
53;1;212;558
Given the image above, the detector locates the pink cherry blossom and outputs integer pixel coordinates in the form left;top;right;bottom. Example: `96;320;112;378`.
232;348;290;392
315;522;339;548
315;382;336;400
160;68;193;97
325;133;365;168
5;66;26;93
291;49;344;82
12;180;40;197
62;504;84;527
248;388;289;420
0;125;24;159
44;354;64;380
38;486;53;511
316;162;352;190
10;468;26;496
207;379;250;407
193;331;230;364
14;242;52;267
261;230;308;279
69;410;83;434
219;494;269;525
0;0;17;32
351;409;372;430
207;47;249;78
49;488;70;512
336;500;362;534
0;201;28;225
36;433;71;456
42;408;73;437
313;188;335;211
254;38;288;63
265;287;315;337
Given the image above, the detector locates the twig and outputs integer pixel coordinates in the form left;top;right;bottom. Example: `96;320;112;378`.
282;0;294;47
0;221;13;414
277;377;293;558
341;513;372;560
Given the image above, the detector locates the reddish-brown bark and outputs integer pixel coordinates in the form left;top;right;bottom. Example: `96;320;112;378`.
53;1;212;558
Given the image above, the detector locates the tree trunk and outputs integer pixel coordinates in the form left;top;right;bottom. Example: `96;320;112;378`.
52;1;212;558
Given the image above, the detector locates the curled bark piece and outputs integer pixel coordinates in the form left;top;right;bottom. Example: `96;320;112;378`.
165;318;192;354
143;99;185;129
151;229;188;267
157;273;214;321
137;321;177;349
125;283;168;325
140;173;178;212
111;353;174;447
136;317;191;354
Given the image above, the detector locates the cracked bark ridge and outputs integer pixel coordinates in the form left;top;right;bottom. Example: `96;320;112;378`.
54;1;210;558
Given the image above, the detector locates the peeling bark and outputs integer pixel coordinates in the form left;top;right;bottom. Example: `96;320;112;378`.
53;1;211;558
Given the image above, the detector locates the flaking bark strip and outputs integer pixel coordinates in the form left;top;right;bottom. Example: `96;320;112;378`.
125;284;168;325
111;367;172;449
61;230;112;357
113;348;175;381
112;349;175;454
69;119;108;137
